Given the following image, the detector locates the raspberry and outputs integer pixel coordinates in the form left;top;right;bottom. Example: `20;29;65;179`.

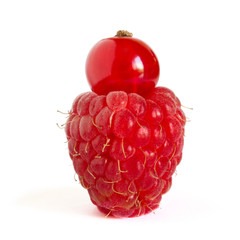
65;87;186;217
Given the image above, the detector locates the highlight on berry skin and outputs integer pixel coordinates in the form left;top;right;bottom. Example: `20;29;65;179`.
60;31;188;218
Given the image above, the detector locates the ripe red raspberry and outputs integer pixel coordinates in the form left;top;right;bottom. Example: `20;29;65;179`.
65;87;185;217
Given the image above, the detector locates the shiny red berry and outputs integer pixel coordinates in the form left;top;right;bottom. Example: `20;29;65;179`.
86;30;160;96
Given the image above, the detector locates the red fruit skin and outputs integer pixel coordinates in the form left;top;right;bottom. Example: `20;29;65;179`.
86;37;159;96
65;87;186;218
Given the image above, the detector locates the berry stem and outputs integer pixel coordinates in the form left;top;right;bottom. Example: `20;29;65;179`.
115;30;133;37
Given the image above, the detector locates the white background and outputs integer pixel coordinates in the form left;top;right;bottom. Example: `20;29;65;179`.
1;0;240;239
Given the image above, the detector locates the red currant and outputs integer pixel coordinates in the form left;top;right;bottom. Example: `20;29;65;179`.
86;30;160;96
